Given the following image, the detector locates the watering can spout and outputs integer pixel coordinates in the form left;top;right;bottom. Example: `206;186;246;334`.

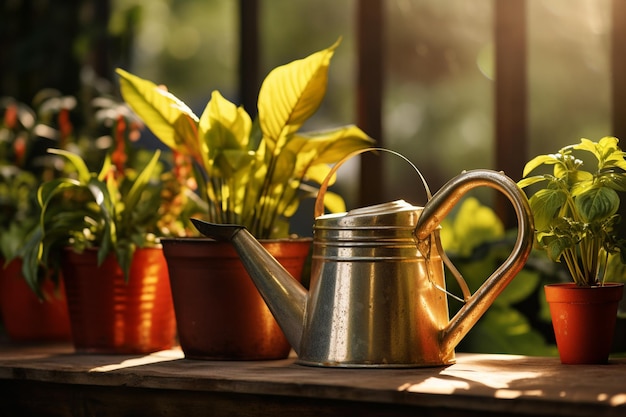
190;219;308;354
190;219;244;241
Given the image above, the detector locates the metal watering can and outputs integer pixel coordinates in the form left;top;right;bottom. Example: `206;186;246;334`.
192;148;534;367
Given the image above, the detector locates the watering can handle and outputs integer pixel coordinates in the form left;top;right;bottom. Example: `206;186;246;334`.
314;147;432;218
413;169;535;352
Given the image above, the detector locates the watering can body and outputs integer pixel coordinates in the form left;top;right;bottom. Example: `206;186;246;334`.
301;200;452;367
192;153;534;368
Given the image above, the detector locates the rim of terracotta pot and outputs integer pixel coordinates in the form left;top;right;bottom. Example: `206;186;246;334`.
544;282;625;303
160;236;312;244
160;236;312;263
62;244;164;255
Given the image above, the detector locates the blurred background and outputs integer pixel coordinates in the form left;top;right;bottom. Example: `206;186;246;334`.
0;0;615;214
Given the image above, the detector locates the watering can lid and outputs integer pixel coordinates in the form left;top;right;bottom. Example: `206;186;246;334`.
315;199;423;228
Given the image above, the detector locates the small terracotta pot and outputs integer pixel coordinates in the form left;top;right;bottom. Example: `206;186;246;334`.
61;247;177;354
0;258;71;342
162;238;311;360
545;283;624;364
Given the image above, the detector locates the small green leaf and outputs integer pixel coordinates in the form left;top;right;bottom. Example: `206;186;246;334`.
542;234;572;262
522;154;558;177
517;175;549;190
125;150;161;215
575;187;619;222
48;148;91;183
528;188;567;231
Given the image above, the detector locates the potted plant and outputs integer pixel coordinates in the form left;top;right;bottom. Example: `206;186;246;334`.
116;39;375;359
20;111;179;354
518;136;626;364
0;96;72;342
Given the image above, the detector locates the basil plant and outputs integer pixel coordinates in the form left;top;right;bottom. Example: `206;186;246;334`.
518;136;626;286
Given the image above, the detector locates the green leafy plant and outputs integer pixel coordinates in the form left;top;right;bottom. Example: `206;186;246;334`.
0;88;136;261
518;136;626;286
20;134;168;297
0;96;51;261
116;39;374;239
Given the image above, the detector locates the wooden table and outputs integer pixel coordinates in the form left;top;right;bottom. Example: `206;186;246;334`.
0;344;625;417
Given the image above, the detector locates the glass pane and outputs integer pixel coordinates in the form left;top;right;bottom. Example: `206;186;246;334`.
123;0;238;111
384;0;493;199
528;0;611;158
261;0;357;131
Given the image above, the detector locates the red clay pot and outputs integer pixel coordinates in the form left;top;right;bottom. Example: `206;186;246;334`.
0;258;71;342
61;247;177;354
545;283;624;364
162;238;311;360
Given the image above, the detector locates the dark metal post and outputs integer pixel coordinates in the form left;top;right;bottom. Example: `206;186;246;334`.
612;0;626;140
239;0;260;118
357;0;384;206
494;0;528;228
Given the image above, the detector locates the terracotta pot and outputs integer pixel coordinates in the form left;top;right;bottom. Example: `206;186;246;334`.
162;237;311;360
0;258;71;342
545;283;624;364
61;247;177;354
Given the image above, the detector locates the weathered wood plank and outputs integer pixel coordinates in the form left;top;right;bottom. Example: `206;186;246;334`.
0;345;625;416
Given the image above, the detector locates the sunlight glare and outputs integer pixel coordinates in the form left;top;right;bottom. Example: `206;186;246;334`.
89;349;183;372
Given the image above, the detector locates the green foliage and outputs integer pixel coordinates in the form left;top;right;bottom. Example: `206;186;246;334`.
441;197;556;356
461;305;556;356
439;196;504;257
20;146;165;298
116;39;375;238
0;95;62;261
0;168;38;259
518;137;626;286
0;86;145;262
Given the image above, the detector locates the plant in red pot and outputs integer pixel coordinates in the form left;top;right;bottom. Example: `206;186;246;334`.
115;39;375;360
19;118;181;354
0;95;73;342
518;136;626;364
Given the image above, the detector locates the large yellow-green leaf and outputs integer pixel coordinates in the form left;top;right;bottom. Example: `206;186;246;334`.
115;68;200;159
199;91;252;169
258;39;340;151
281;126;374;183
271;148;298;184
301;126;373;164
304;163;335;186
213;149;256;178
320;190;346;213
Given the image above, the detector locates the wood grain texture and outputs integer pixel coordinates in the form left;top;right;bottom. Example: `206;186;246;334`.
0;345;625;416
